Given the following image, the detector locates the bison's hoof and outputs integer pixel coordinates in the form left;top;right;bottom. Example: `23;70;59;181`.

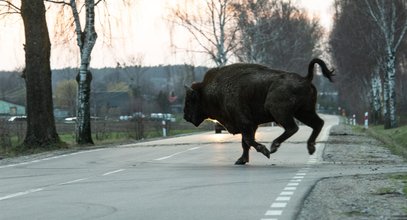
255;145;270;159
307;143;316;155
270;142;280;154
235;157;248;165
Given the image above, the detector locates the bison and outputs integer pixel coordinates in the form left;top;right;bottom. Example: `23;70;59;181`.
184;58;334;165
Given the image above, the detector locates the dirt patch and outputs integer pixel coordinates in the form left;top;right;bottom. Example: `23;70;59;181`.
298;124;407;220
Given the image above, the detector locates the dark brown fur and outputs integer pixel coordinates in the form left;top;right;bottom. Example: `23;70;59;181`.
184;58;334;165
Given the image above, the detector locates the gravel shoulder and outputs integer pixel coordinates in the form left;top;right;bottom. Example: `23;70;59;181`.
297;124;407;220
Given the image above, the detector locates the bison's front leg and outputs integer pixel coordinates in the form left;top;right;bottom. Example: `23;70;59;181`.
242;129;270;159
235;138;250;165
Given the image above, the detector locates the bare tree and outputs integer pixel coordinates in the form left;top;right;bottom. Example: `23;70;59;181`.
233;0;323;73
171;0;239;67
21;0;60;147
1;0;61;148
364;0;407;128
232;0;276;63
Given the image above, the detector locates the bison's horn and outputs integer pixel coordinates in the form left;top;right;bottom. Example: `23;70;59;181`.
184;85;193;92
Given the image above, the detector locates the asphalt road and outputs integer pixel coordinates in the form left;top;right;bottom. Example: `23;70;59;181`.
1;115;339;220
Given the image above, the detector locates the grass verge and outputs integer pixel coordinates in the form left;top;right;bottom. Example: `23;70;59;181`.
366;124;407;159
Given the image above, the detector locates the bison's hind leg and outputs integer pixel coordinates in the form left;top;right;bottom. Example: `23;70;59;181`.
269;116;299;154
295;111;324;155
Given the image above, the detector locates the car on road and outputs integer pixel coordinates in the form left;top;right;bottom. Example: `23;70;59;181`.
63;116;102;123
213;120;225;133
8;116;27;122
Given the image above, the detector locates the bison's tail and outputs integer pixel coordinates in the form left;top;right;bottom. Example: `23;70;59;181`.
307;58;335;82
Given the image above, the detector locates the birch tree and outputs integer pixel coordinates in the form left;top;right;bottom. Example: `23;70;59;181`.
370;65;383;124
364;0;407;129
46;0;100;144
171;0;239;67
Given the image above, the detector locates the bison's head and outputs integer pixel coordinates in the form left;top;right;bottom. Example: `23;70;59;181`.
184;85;206;127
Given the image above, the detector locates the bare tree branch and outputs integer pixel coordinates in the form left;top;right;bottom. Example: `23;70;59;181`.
170;0;238;66
69;0;83;51
0;0;21;14
44;0;70;6
95;0;104;6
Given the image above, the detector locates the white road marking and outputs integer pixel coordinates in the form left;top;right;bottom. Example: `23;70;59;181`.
58;178;88;185
0;149;104;169
284;187;296;191
271;203;287;208
0;188;44;201
265;210;283;216
275;196;291;201
287;182;299;186
261;123;333;219
103;169;125;176
154;147;201;161
280;191;294;196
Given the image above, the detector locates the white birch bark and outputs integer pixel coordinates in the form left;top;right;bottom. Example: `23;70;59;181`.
364;0;407;128
69;0;98;144
370;66;383;123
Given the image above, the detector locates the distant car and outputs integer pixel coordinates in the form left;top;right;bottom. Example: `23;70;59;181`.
8;116;27;122
214;121;225;134
64;116;102;123
63;117;76;123
150;113;176;122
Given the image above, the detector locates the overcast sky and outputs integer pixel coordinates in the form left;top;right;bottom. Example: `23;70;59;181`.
0;0;334;71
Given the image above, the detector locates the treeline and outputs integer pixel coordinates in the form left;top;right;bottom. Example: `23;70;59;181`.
0;65;208;111
1;61;337;118
329;0;407;127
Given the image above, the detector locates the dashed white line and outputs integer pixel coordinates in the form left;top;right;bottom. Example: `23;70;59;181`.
271;203;287;208
58;178;88;185
292;176;304;179
154;147;201;161
280;191;294;196
275;196;291;201
261;161;313;219
283;187;296;191
287;182;299;186
103;169;125;176
0;188;44;201
0;149;104;169
265;210;283;216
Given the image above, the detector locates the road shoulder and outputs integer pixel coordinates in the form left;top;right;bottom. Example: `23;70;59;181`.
297;124;407;219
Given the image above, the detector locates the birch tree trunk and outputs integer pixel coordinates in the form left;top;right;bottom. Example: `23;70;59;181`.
370;66;383;124
21;0;60;147
384;49;397;128
365;0;407;129
70;0;97;144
